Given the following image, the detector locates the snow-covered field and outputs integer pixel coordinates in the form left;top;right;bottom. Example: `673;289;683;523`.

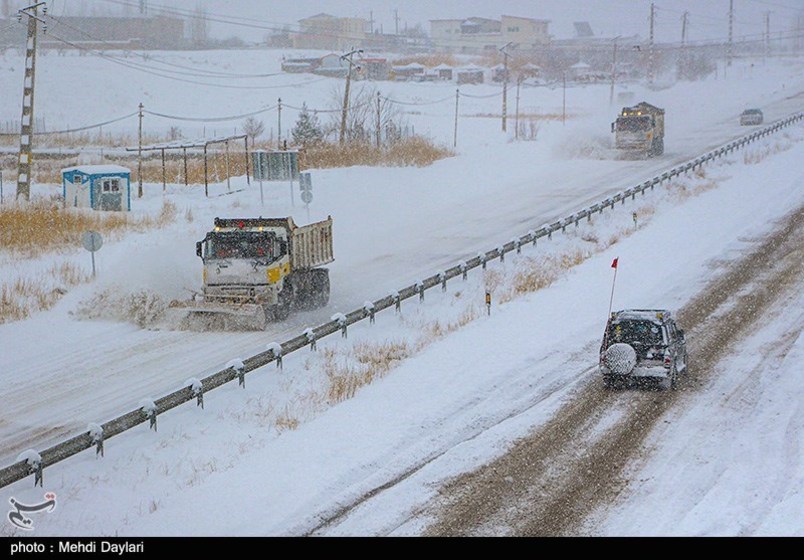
0;49;802;535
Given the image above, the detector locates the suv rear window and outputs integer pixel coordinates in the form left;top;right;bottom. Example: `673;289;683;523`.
607;320;664;346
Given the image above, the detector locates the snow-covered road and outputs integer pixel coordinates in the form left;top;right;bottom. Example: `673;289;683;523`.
2;68;802;467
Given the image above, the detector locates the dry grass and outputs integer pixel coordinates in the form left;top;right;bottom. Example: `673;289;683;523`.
0;197;176;323
299;137;453;169
324;341;411;404
0;261;90;323
274;406;300;432
0;198;176;257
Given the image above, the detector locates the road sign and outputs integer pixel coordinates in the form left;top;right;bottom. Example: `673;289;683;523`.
299;172;312;192
82;231;103;252
300;190;313;204
82;231;103;278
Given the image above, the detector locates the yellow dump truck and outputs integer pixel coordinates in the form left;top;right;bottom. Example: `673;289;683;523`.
611;102;665;157
191;216;333;328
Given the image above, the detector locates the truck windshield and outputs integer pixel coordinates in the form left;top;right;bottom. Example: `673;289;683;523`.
607;320;664;346
617;116;652;132
205;232;280;261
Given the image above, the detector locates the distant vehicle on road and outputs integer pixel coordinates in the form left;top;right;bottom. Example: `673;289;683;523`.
611;101;665;157
599;309;688;390
740;108;764;126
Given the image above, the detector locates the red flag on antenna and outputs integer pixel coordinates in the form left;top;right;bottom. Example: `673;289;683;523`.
611;257;619;269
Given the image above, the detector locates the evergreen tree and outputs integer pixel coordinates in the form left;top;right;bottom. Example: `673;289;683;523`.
291;103;324;146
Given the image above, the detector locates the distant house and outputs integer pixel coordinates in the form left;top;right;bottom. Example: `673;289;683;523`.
568;61;593;81
281;56;322;73
62;165;131;211
519;62;542;78
456;65;485;85
313;53;349;77
430;15;550;54
432;63;454;81
358;57;390;81
391;62;425;81
292;13;369;51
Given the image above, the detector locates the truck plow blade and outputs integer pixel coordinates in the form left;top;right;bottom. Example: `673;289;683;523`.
174;302;266;331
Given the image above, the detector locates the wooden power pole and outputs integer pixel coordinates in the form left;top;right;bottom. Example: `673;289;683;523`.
16;2;46;202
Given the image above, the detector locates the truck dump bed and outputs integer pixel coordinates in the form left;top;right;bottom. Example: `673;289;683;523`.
291;216;334;269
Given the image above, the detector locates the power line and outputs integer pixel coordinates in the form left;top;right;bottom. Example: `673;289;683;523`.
42;30;331;90
43;14;286;79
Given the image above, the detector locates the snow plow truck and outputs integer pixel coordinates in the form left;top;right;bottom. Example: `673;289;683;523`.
189;216;333;329
611;101;665;157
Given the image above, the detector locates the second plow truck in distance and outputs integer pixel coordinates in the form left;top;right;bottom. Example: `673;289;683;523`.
611;101;665;157
192;216;333;329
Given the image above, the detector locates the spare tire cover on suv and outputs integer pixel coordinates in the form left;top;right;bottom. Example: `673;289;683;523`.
603;343;637;375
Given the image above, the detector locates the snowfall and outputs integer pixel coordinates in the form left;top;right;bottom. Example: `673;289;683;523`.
0;47;802;536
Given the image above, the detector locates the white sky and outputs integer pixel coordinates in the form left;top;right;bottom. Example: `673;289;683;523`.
31;0;804;44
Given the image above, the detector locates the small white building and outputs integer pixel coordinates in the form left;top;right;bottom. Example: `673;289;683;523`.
62;165;131;211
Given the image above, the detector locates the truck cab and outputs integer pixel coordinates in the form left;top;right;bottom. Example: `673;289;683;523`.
612;102;665;157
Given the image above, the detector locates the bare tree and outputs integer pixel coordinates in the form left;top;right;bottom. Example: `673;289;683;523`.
242;116;265;143
327;84;407;145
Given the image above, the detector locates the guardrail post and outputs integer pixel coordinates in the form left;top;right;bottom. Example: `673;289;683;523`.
226;359;246;388
497;246;505;263
332;313;348;337
528;230;536;246
416;281;425;302
304;328;317;350
18;451;43;487
140;399;158;432
88;423;104;457
439;273;447;292
267;343;283;370
460;262;468;280
391;291;401;312
513;238;522;254
479;252;487;270
33;461;43;487
363;302;376;324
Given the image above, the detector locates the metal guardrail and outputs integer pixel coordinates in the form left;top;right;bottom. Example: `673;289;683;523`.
1;111;802;490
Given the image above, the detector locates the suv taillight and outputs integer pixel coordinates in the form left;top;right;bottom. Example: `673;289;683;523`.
664;352;671;369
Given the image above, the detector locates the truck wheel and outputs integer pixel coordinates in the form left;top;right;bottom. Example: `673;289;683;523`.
310;269;330;308
265;290;291;322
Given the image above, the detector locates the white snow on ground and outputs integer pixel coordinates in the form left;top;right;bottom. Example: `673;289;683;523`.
0;49;802;536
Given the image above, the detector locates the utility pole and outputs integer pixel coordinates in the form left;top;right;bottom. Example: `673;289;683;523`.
514;75;522;140
277;97;282;149
375;91;381;148
394;9;400;35
609;36;619;106
648;2;655;84
339;48;362;145
681;11;689;47
369;10;374;34
728;0;734;67
679;12;689;79
453;88;459;148
562;71;567;125
765;11;771;62
137;102;143;198
16;2;46;202
499;42;513;132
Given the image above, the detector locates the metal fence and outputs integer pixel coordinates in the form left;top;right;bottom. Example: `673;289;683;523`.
1;110;802;490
